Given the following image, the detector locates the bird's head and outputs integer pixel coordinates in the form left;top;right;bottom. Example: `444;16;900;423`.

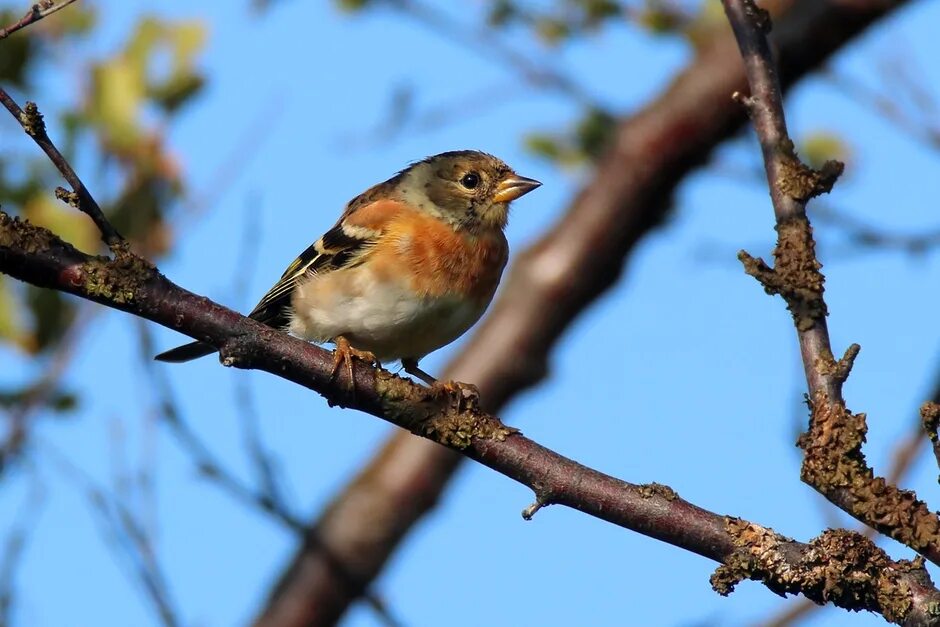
396;150;541;231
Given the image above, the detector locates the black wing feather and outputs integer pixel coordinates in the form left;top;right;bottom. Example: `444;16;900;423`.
247;224;373;328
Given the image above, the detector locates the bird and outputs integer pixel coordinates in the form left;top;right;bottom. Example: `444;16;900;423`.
155;150;541;395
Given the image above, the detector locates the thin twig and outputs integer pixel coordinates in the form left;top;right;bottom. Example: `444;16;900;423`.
0;0;79;41
135;320;306;533
134;320;403;627
386;0;596;107
824;68;940;153
41;441;181;627
0;466;45;625
0;90;124;249
1;305;93;472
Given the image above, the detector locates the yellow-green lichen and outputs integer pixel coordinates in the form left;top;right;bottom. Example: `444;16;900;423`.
79;250;153;305
0;211;64;255
921;402;940;443
799;393;940;555
638;482;678;501
775;138;844;202
713;520;917;622
739;216;827;332
375;371;517;450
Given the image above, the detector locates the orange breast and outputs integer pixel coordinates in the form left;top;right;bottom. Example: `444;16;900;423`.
374;211;508;303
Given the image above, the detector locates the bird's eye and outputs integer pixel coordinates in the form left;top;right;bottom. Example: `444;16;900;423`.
460;172;480;190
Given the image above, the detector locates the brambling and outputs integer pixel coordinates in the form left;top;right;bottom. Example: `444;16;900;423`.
155;150;541;395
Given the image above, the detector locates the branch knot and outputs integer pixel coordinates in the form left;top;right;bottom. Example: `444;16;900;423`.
739;216;827;331
713;520;921;622
19;101;46;138
776;139;844;202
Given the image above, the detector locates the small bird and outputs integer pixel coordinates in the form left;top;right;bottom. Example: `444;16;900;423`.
155;150;540;394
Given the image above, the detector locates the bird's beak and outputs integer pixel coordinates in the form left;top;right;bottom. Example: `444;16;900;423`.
493;175;541;203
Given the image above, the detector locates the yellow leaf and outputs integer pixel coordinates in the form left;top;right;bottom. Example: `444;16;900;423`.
90;57;145;149
23;193;99;254
0;275;30;352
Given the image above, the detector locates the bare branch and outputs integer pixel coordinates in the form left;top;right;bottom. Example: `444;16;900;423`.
0;91;124;250
0;469;45;625
259;1;916;623
42;442;182;627
4;211;940;623
722;0;940;566
0;0;79;41
387;0;596;107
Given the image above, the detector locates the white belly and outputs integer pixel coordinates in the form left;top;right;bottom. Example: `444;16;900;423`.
287;269;487;362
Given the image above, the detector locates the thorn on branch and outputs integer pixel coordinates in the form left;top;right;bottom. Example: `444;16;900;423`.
776;139;844;202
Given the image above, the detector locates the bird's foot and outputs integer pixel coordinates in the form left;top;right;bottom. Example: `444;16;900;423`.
330;336;377;393
402;359;479;411
429;379;481;412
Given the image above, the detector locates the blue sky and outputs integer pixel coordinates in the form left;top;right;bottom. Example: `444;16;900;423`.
3;1;940;626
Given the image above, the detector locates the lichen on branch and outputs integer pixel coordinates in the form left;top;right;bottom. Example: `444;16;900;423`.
738;216;827;332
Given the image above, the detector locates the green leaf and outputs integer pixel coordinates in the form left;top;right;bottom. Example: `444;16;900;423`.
0;276;29;351
800;132;852;171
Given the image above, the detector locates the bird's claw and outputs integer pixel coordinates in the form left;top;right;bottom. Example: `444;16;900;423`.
330;336;376;394
430;379;480;412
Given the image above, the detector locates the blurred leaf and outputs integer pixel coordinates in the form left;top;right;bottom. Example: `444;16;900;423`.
0;385;79;414
575;107;616;159
800;131;853;171
33;2;97;38
89;56;146;149
0;276;30;352
147;19;206;112
335;0;374;12
26;287;73;353
535;17;571;45
86;17;207;149
526;107;616;166
683;0;727;48
487;0;518;27
150;73;204;112
579;0;622;27
22;193;98;254
0;12;35;88
525;134;565;162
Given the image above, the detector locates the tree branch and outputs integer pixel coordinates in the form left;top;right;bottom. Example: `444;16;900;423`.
0;92;124;250
722;0;940;566
256;1;915;624
0;0;79;41
3;207;940;624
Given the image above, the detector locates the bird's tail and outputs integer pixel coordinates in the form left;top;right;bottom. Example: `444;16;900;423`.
154;340;217;363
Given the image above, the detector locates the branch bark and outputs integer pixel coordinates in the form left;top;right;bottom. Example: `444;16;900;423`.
254;1;915;625
722;0;940;568
0;0;79;41
3;213;940;625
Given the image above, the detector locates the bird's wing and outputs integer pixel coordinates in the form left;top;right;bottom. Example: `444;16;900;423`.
247;198;408;327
